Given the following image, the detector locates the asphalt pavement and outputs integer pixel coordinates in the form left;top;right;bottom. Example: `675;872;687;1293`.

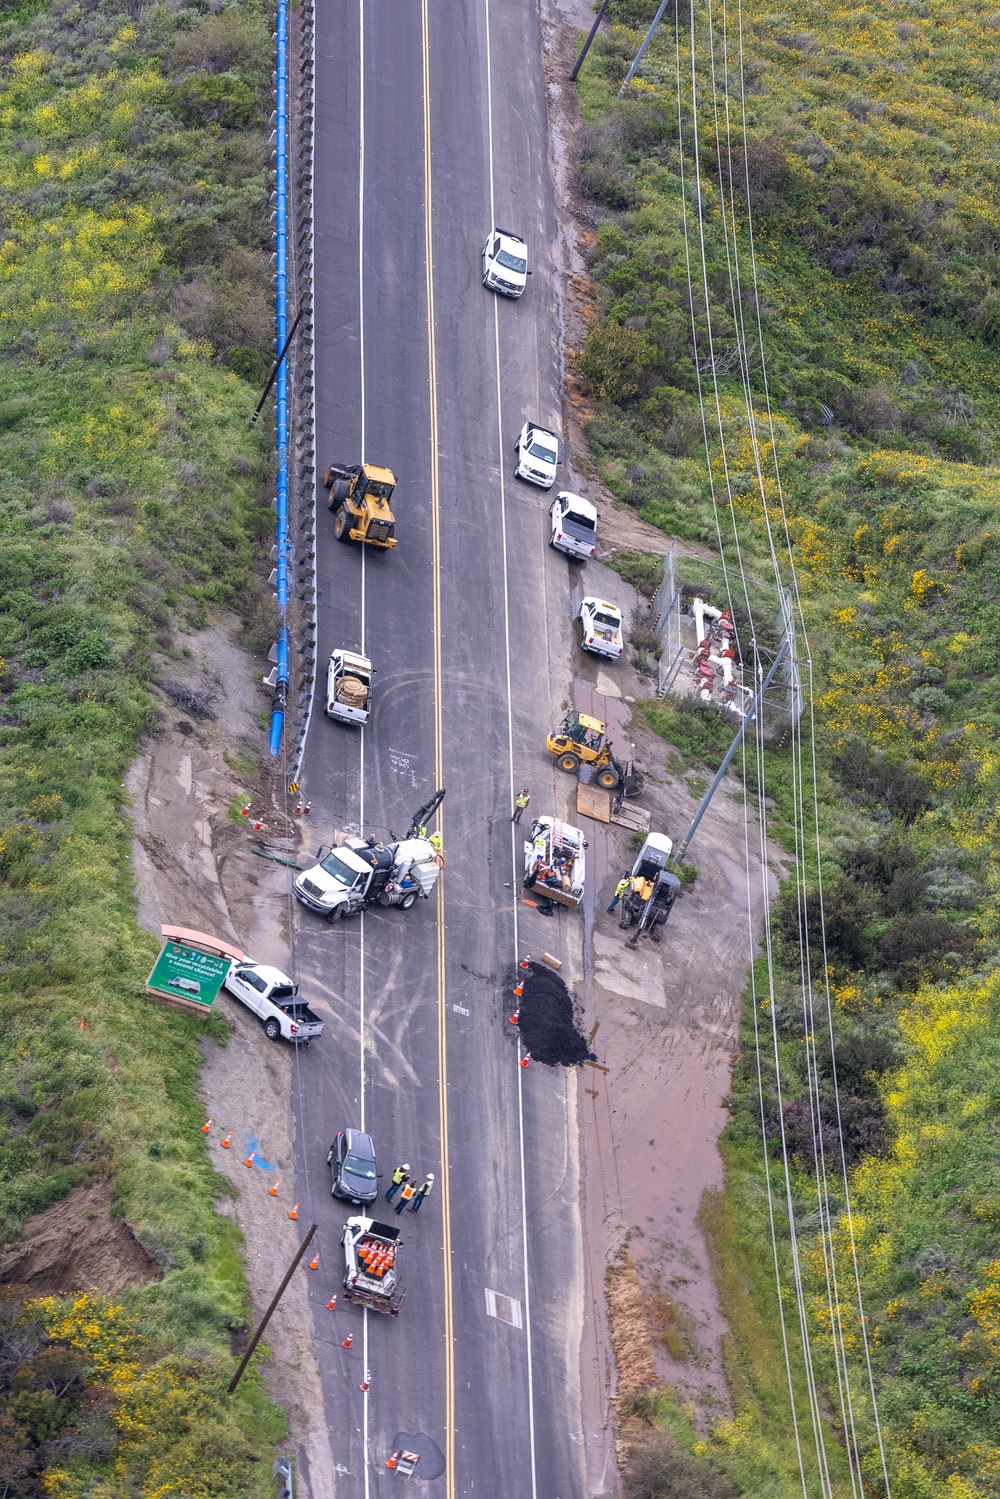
289;2;590;1494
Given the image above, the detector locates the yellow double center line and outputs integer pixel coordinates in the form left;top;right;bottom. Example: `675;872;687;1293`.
421;1;455;1493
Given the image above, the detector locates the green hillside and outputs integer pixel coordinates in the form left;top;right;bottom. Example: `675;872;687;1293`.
578;4;1000;1497
0;0;282;1492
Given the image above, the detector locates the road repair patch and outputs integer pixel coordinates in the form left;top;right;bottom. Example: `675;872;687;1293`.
512;962;596;1066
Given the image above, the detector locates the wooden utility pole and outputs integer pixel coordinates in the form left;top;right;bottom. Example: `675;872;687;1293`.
228;1223;318;1393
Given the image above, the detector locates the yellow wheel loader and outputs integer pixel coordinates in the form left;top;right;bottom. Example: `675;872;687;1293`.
545;711;625;790
322;462;398;549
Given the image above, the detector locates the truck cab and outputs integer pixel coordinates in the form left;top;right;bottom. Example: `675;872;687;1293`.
482;227;529;296
549;491;598;559
222;960;324;1043
294;835;442;921
326;648;374;726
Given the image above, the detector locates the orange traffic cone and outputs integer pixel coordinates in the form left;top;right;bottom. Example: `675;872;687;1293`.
326;1295;337;1310
252;818;264;831
201;1118;214;1133
519;955;530;969
385;1452;398;1470
520;1052;531;1068
509;1007;520;1025
240;803;251;817
342;1334;353;1349
79;1019;87;1029
221;1131;232;1148
268;1180;280;1197
308;1251;320;1270
360;1380;370;1391
244;1152;256;1168
289;1203;298;1220
302;801;312;815
512;982;523;998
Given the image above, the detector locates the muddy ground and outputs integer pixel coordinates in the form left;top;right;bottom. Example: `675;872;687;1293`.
124;618;337;1499
538;5;780;1495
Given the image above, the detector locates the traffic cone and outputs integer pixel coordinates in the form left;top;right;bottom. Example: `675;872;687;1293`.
201;1118;214;1133
359;1380;369;1391
308;1251;320;1270
385;1452;398;1470
520;1052;531;1068
289;1203;298;1220
268;1180;280;1197
342;1334;353;1349
302;801;312;815
519;955;530;969
326;1295;337;1310
244;1152;256;1168
240;803;251;816
293;802;303;815
512;982;523;998
252;818;264;832
79;1019;87;1029
221;1131;232;1148
509;1007;520;1025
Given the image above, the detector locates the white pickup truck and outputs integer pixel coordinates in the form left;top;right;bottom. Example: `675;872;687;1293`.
222;960;324;1044
326;648;374;726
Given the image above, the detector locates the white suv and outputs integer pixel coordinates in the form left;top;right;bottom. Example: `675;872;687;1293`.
514;421;559;489
482;228;529;297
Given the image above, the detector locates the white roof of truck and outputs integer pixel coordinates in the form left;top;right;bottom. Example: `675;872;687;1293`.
330;648;372;672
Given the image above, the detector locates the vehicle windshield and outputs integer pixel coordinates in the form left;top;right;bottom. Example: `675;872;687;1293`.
529;441;556;463
592;610;620;628
319;852;361;886
344;1153;376;1179
496;248;526;273
364;481;393;499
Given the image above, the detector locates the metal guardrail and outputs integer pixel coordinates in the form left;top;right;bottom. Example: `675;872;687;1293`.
274;1456;293;1499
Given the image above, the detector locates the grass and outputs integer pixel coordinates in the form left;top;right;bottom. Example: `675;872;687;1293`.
0;0;284;1489
575;0;1000;1492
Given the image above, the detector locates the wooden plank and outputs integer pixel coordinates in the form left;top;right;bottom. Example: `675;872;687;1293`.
577;782;612;823
612;803;651;832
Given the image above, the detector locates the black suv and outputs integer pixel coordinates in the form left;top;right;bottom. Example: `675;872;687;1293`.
327;1128;378;1205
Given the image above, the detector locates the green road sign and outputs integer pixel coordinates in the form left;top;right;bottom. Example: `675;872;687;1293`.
146;941;231;1011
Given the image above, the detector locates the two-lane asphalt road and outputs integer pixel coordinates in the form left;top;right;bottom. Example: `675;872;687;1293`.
289;3;588;1494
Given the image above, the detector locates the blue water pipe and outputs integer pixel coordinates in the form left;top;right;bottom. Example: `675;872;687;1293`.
269;0;290;757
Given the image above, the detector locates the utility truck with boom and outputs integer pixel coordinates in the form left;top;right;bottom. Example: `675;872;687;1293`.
341;1217;404;1315
293;793;445;921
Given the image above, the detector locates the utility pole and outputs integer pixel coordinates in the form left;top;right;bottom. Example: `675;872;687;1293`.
250;306;304;428
569;0;611;82
672;639;791;863
618;0;672;96
228;1223;317;1393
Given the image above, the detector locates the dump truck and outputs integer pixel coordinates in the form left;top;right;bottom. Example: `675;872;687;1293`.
294;834;442;921
322;462;397;549
619;832;683;944
342;1216;404;1315
523;816;587;908
325;648;374;726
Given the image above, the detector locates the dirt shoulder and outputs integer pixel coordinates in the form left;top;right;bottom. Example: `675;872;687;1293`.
123;615;335;1499
539;6;780;1493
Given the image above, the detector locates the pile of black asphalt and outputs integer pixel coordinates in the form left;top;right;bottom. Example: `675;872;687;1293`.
512;962;596;1067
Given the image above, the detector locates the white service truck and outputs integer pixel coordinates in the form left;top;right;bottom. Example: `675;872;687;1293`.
342;1216;404;1315
222;960;324;1043
523;816;587;909
325;649;374;726
294;835;442;921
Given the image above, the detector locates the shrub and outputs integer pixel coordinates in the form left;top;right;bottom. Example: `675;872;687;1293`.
576;321;653;405
607;550;664;597
173;74;257;131
833;739;932;822
623;1430;739;1499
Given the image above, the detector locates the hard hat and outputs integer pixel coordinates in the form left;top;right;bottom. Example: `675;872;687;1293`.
402;1163;410;1172
426;1173;435;1181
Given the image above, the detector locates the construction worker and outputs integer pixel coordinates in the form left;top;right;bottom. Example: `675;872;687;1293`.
395;1178;418;1214
408;1173;434;1213
385;1163;410;1202
607;874;630;913
428;830;443;853
512;788;530;825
